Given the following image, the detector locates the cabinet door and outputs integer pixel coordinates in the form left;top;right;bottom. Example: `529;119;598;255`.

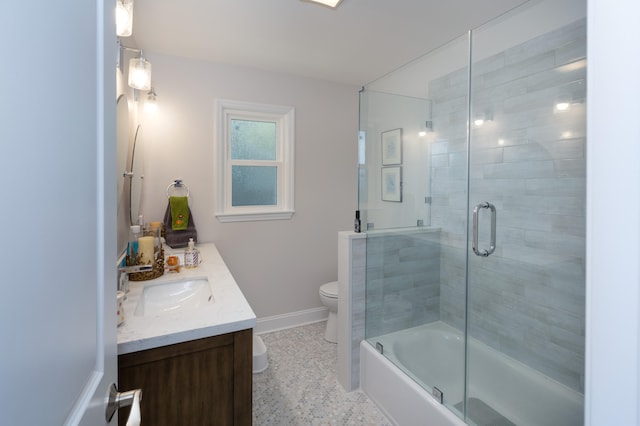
119;329;252;426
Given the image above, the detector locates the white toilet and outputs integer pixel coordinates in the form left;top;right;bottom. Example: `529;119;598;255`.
319;281;339;343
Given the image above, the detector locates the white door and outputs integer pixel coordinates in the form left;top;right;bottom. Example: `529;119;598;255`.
0;1;119;424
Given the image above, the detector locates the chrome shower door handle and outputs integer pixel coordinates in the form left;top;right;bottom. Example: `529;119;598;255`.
472;201;496;257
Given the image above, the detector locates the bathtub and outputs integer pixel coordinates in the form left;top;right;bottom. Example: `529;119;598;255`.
360;321;583;425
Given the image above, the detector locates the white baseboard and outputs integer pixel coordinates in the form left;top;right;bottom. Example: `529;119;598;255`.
254;307;328;335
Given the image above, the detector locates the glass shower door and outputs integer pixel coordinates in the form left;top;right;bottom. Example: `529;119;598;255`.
362;32;471;421
464;12;586;426
360;2;585;424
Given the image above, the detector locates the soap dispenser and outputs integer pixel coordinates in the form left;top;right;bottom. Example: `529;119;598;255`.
184;238;199;269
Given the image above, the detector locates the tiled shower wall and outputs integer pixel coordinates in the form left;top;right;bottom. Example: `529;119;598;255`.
365;229;441;338
432;19;586;392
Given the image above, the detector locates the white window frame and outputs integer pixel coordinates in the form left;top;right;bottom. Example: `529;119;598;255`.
214;99;295;222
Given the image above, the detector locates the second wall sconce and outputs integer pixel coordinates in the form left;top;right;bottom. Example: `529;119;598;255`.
116;0;134;37
119;43;152;91
128;51;152;91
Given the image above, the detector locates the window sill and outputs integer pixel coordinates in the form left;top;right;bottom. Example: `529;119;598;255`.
216;210;295;223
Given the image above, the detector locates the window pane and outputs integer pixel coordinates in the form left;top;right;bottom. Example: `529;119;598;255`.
232;165;278;206
231;119;276;160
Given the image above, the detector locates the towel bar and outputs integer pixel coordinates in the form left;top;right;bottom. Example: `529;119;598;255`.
166;179;190;198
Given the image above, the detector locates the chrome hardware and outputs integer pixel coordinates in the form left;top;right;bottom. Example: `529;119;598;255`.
376;342;384;354
472;201;496;257
106;383;142;425
118;264;153;273
118;264;154;294
166;179;190;198
432;386;444;404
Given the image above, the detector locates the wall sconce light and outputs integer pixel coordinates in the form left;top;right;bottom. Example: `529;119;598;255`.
118;43;153;91
116;0;134;37
127;50;152;91
144;88;158;113
129;54;151;90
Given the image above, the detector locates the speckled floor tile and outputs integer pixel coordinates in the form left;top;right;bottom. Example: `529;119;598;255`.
253;322;392;425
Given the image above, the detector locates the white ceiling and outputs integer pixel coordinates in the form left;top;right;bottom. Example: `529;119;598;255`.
131;0;529;86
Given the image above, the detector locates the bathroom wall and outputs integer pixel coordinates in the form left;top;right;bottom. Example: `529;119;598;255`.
365;229;441;338
138;53;359;319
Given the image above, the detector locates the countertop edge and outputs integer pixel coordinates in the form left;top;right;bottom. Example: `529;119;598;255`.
118;317;256;355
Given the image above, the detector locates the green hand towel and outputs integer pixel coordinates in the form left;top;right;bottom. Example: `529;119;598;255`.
170;196;189;230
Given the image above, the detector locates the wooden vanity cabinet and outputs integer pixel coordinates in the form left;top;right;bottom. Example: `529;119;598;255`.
118;328;252;426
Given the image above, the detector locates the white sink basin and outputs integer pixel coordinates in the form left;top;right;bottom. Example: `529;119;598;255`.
134;278;213;316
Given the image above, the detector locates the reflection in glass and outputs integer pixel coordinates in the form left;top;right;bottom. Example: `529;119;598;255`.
130;124;144;225
116;95;130;256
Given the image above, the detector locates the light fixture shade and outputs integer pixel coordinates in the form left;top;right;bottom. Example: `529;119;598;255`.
144;88;158;112
128;57;151;90
307;0;343;7
116;0;134;37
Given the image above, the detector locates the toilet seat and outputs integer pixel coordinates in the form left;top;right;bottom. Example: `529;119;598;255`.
320;281;338;298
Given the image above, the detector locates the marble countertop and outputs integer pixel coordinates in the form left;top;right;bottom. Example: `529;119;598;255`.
117;243;256;355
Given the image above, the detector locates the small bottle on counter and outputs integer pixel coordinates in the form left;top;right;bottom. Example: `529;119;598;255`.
128;225;141;257
184;238;199;269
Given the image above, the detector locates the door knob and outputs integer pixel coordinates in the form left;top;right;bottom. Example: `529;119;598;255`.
105;383;142;425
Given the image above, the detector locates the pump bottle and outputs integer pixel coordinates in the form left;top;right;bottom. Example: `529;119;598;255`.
184;238;199;269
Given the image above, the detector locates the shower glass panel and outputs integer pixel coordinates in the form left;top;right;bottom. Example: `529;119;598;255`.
361;1;585;424
362;33;470;419
465;11;586;425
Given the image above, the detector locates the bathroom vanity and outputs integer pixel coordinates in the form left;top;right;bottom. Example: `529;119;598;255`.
117;243;256;425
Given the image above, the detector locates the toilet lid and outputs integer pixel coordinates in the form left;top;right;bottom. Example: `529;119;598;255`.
320;281;338;298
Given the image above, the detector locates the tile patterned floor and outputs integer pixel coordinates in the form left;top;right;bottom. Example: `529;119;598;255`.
253;322;392;425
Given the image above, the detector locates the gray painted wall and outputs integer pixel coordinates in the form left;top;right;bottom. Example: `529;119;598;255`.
138;54;360;319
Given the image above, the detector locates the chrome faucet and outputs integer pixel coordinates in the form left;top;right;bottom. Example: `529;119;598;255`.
118;264;153;294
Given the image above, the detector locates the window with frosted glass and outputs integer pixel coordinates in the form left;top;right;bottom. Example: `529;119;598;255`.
230;119;278;207
215;99;295;222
